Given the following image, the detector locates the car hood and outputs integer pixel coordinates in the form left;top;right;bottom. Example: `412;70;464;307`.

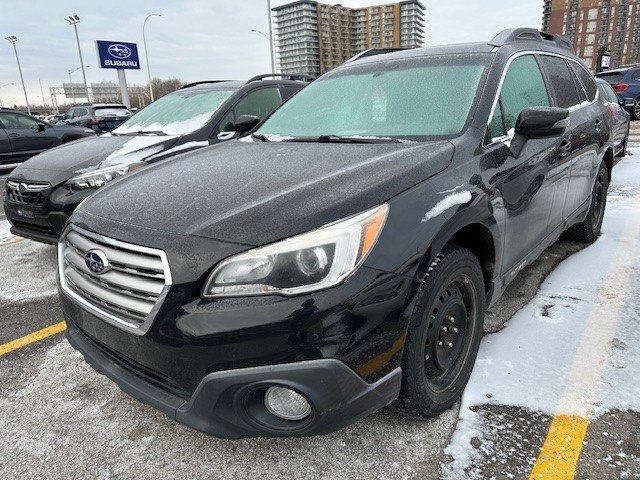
76;139;454;246
9;134;180;185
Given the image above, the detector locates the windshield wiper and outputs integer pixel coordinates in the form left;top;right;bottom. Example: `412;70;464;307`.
117;130;168;136
280;135;401;144
318;135;401;144
251;133;270;142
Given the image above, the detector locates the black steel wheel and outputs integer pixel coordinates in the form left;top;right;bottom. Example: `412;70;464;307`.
634;99;640;121
393;244;485;419
565;162;609;243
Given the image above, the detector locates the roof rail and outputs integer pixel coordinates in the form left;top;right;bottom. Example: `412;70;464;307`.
616;63;640;69
245;73;316;84
489;28;574;53
345;47;409;63
179;80;234;90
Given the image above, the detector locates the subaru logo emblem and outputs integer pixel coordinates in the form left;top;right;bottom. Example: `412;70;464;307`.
18;183;27;193
85;249;110;275
108;44;131;59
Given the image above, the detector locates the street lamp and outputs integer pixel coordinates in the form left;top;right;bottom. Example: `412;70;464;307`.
65;15;90;102
266;0;276;74
143;13;164;103
4;36;31;115
0;82;15;90
251;29;275;74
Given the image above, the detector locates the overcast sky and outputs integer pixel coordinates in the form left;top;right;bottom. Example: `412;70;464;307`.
0;0;541;108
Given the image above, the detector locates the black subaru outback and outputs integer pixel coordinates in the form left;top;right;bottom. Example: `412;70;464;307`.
59;29;612;439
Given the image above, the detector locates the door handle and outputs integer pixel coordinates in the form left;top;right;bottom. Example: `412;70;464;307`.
594;119;603;130
8;133;20;138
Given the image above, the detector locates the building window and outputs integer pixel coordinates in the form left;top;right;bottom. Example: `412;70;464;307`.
587;21;597;32
588;8;598;20
585;34;595;45
584;45;594;57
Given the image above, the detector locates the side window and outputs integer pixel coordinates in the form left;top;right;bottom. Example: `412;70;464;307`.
0;113;38;129
73;108;88;118
569;62;597;101
218;111;235;133
539;56;581;108
632;70;640;81
282;85;305;101
233;87;282;122
63;109;74;120
488;55;550;139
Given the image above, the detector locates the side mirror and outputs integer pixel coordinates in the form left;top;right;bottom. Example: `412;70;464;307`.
233;115;260;134
622;98;636;108
33;123;46;132
515;106;569;139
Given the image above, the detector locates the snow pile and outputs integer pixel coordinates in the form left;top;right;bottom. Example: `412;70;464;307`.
0;220;13;244
441;153;640;478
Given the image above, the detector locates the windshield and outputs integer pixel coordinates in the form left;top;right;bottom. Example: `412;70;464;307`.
255;54;489;141
114;88;236;135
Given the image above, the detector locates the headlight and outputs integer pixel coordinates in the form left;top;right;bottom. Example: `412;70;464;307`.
202;204;389;298
67;162;145;189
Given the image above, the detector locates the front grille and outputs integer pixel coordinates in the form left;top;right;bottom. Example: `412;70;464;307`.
58;225;172;335
6;180;49;206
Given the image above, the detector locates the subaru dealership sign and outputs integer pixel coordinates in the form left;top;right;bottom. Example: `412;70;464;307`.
95;40;140;69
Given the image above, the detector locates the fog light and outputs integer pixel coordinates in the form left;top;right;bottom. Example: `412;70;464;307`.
264;386;311;421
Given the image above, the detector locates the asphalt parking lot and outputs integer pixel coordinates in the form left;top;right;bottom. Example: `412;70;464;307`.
1;151;640;479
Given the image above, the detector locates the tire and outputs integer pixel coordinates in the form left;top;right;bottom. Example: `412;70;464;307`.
633;99;640;121
564;162;609;243
393;244;485;419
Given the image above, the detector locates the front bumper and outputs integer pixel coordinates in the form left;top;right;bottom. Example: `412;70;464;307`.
66;321;401;439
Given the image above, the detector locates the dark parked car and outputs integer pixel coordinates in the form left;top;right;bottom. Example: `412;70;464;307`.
59;29;612;439
59;103;133;133
0;109;94;170
595;65;640;119
4;75;309;244
596;78;631;157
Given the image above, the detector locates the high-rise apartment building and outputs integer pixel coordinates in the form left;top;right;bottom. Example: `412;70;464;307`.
542;0;640;70
272;0;425;76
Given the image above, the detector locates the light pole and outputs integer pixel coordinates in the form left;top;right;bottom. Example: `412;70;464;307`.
251;29;275;75
143;13;164;103
266;0;276;74
4;36;31;115
65;15;89;102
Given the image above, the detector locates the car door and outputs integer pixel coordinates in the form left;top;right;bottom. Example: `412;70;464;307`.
0;112;60;161
0;121;13;166
485;54;560;276
217;86;283;136
598;80;627;149
562;59;603;219
536;54;600;230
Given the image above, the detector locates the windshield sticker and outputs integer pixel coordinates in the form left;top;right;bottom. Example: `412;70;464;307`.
371;91;388;123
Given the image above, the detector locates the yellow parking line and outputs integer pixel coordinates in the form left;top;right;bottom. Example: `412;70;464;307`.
530;192;640;479
0;322;66;356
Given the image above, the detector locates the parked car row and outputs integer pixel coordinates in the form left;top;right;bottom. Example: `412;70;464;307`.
1;29;628;439
3;74;310;243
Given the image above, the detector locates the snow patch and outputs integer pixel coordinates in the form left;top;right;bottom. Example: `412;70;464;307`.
161;141;209;156
421;191;472;222
0;220;14;244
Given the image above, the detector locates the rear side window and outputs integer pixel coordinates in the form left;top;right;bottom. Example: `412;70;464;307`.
234;87;282;120
282;85;305;101
488;55;550;139
569;62;597;101
539;55;581;108
632;70;640;81
599;82;619;103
